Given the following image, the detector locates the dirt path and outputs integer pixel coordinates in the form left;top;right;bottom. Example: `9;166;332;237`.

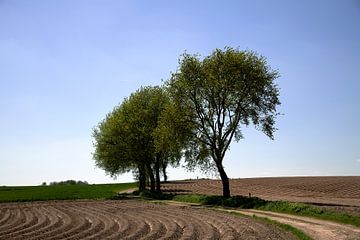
160;200;360;240
230;209;360;240
118;188;137;194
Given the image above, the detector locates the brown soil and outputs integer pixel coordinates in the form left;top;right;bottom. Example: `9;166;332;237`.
162;176;360;207
0;200;297;239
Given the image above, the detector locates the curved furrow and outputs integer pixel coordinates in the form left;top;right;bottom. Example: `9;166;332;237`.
95;203;137;239
6;206;48;237
0;209;5;221
77;203;124;239
101;201;146;234
107;215;139;239
205;209;278;239
192;210;238;239
0;208;18;231
120;212;151;239
138;211;167;239
140;217;165;239
1;208;38;237
0;208;26;234
206;210;261;238
26;206;64;239
171;215;196;240
64;204;106;239
208;212;245;237
151;211;182;240
190;219;220;239
68;216;103;240
107;201;180;239
157;207;199;240
51;205;92;240
166;207;220;239
0;209;11;226
39;205;78;239
0;200;300;239
235;215;271;238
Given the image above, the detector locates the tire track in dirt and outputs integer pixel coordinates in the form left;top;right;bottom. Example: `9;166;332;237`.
233;209;360;240
0;200;297;239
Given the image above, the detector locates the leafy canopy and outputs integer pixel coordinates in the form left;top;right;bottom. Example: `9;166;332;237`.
167;47;280;172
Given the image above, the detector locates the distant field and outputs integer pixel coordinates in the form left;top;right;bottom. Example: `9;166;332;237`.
0;182;136;202
162;176;360;207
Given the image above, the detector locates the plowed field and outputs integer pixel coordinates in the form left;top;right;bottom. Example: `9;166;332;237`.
162;176;360;206
0;200;297;239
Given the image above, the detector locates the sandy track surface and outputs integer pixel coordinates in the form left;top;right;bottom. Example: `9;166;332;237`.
162;176;360;207
0;200;296;239
233;209;360;240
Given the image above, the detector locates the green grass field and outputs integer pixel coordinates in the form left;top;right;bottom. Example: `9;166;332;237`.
0;182;137;202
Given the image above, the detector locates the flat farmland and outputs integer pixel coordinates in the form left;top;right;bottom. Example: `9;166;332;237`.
0;200;296;240
162;176;360;207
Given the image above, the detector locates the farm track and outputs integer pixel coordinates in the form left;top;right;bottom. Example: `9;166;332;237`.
235;209;360;240
0;200;296;240
162;176;360;207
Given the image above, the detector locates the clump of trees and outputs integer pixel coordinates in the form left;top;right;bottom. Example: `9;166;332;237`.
45;180;89;186
93;86;189;193
93;47;280;197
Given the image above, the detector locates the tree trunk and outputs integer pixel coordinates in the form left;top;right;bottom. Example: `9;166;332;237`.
138;165;146;192
146;162;155;192
155;153;161;193
216;161;230;198
162;164;168;182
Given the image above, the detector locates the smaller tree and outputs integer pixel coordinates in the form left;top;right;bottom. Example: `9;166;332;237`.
93;86;183;192
153;96;191;182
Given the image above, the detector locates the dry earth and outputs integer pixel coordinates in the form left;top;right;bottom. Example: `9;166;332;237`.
0;200;297;240
161;176;360;239
235;209;360;240
162;176;360;207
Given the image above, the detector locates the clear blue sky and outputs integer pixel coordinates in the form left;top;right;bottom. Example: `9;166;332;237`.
1;0;359;186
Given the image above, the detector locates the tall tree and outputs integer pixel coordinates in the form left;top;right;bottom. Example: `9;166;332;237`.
167;47;281;197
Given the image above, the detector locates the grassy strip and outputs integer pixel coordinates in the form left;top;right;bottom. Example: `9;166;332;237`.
172;194;267;208
257;201;360;227
252;215;313;240
141;191;313;240
0;182;137;202
141;193;360;227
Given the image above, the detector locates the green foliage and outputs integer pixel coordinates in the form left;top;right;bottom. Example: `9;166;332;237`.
172;194;267;208
0;182;136;202
93;86;183;191
92;100;134;177
167;47;281;197
171;194;208;203
138;189;174;200
49;180;88;186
